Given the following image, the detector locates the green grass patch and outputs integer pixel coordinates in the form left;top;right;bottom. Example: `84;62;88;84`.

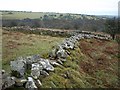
2;30;64;72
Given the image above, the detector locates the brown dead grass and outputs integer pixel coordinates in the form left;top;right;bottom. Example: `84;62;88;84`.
78;39;119;87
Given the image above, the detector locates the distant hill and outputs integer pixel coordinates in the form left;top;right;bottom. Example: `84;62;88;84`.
0;10;107;20
0;10;110;32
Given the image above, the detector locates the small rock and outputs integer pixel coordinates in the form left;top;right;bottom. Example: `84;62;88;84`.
26;54;40;64
39;58;54;71
57;59;63;65
2;76;15;89
49;60;61;67
59;58;66;62
31;63;41;79
56;45;68;58
35;79;42;87
25;77;37;89
2;70;5;74
15;78;27;87
40;70;49;76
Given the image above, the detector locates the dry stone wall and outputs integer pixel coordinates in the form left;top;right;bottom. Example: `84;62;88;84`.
2;30;112;89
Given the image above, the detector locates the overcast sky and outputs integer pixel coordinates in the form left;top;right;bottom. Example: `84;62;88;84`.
0;0;119;16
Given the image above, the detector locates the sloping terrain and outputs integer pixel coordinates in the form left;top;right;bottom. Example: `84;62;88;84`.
40;38;119;88
2;29;119;89
2;30;64;72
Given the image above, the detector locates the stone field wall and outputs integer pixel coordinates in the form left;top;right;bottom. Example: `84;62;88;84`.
2;27;112;89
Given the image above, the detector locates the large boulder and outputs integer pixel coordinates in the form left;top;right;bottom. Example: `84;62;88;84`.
10;57;26;77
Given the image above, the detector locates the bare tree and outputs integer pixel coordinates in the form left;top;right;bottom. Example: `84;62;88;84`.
105;17;118;40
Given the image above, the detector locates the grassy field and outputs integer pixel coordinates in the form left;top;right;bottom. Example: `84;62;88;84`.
1;11;98;20
1;11;63;20
2;30;64;72
1;12;45;20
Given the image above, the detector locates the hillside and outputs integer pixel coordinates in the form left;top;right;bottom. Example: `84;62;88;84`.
0;11;106;20
40;38;119;88
1;10;119;89
2;29;119;89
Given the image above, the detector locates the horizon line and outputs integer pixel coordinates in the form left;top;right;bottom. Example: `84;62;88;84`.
0;9;118;16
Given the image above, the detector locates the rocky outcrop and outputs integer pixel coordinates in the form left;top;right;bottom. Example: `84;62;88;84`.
2;31;112;89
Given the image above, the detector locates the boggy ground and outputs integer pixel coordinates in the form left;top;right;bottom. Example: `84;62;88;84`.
40;38;119;88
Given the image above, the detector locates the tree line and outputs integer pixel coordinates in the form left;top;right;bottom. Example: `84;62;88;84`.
2;16;105;32
2;15;119;40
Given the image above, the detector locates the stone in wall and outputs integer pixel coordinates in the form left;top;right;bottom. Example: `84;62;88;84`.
2;76;15;89
25;77;37;89
38;58;54;71
10;57;26;78
2;31;113;89
15;78;27;87
56;45;68;58
31;63;41;79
